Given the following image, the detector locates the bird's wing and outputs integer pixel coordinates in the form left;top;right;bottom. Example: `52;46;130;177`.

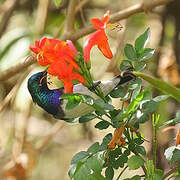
61;77;121;119
61;83;97;119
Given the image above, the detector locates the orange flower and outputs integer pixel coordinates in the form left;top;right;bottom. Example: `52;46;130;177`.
30;37;85;93
176;128;180;146
30;37;79;69
108;124;126;149
83;11;113;62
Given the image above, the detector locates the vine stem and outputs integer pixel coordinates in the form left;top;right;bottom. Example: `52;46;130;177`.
152;114;160;169
116;165;128;180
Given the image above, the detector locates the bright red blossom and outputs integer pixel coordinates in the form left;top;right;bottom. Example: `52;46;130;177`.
48;62;85;93
83;10;113;62
30;37;85;93
30;37;79;69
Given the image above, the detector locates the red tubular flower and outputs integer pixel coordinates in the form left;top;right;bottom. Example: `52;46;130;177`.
48;62;85;93
83;11;113;62
30;37;85;93
30;37;79;69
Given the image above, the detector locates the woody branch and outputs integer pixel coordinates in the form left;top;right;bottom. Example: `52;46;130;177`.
0;0;173;82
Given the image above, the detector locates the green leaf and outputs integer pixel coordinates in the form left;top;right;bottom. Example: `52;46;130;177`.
87;173;105;180
128;142;136;151
154;169;163;180
153;95;169;102
94;99;114;112
175;176;180;180
134;138;144;145
124;149;130;156
161;110;180;127
100;133;112;151
125;92;144;115
86;153;104;173
105;166;114;180
115;155;127;168
72;152;104;180
53;0;62;7
71;151;89;164
135;146;146;155
110;148;122;158
138;48;155;61
142;100;158;113
110;86;126;98
128;78;142;90
95;121;110;130
124;175;141;180
61;94;81;110
73;161;91;180
87;142;100;154
134;71;180;102
124;44;137;60
79;114;97;123
121;92;131;101
178;160;180;175
69;164;77;179
164;146;176;161
172;149;180;163
127;155;144;170
120;154;128;164
120;60;133;71
135;27;150;52
113;92;144;123
66;98;81;110
135;61;146;71
131;84;141;101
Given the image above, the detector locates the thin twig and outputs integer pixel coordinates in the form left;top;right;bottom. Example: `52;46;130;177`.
36;122;64;152
76;0;89;12
0;70;31;112
61;0;173;41
78;0;87;27
64;0;77;34
163;166;177;179
12;101;32;161
0;0;173;81
55;0;89;37
0;56;35;82
20;102;33;150
0;0;18;38
35;0;49;34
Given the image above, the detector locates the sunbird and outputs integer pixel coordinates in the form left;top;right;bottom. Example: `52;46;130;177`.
27;71;135;122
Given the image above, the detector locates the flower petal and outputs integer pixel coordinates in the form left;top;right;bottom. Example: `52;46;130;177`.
102;10;110;27
66;40;78;55
98;40;113;59
91;18;104;30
